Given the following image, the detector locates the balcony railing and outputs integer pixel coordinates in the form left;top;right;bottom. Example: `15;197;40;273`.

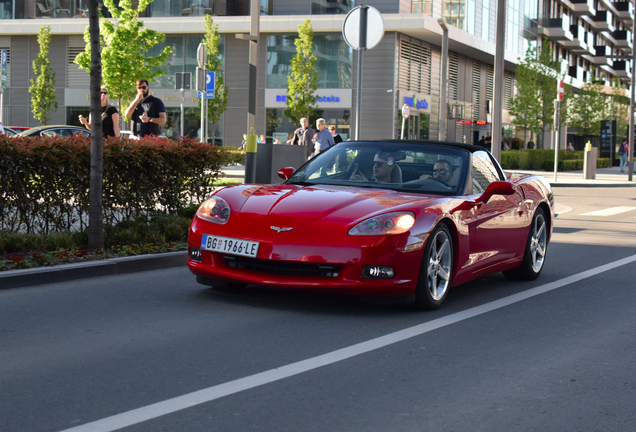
566;0;596;17
591;10;616;32
537;15;574;41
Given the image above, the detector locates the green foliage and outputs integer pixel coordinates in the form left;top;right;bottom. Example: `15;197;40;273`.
609;78;630;140
284;18;318;124
201;15;228;127
223;149;246;165
0;135;227;234
74;0;172;117
509;47;543;144
568;78;606;138
501;149;609;171
30;25;58;125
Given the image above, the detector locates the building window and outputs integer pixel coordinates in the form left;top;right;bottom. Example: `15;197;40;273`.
146;34;224;89
412;0;433;15
481;0;489;41
311;0;354;14
506;0;520;54
442;0;467;31
267;34;353;89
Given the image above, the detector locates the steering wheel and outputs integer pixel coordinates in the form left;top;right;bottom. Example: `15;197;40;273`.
429;176;452;188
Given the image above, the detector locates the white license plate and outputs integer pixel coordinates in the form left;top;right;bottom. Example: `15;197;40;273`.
200;235;259;258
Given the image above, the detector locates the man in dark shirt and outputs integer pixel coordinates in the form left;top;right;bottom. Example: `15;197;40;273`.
124;79;167;137
291;117;315;159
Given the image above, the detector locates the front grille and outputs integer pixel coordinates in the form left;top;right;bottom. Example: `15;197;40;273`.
223;255;340;277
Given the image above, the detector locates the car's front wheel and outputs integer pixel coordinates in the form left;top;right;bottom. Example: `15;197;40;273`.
413;224;453;310
503;207;547;281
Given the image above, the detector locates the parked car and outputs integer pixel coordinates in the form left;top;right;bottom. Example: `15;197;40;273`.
7;126;30;132
15;125;90;138
187;140;554;310
1;126;18;136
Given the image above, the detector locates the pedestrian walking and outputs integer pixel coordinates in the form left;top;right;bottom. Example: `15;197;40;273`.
618;138;628;172
291;117;315;159
312;118;335;157
124;79;166;137
79;87;120;138
328;125;343;144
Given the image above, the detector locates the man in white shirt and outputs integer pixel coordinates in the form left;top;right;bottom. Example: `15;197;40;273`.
312;118;335;156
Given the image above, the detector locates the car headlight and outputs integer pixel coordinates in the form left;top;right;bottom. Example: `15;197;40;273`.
196;196;231;224
348;212;415;236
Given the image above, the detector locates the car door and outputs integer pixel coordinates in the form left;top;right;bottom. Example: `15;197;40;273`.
466;150;528;271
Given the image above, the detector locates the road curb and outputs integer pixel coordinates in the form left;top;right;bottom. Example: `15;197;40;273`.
0;251;188;290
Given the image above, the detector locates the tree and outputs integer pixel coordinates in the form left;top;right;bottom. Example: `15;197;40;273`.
86;0;103;250
509;38;564;148
608;78;630;140
30;25;57;125
568;76;606;141
201;14;228;140
509;46;542;149
74;0;172;125
284;18;318;124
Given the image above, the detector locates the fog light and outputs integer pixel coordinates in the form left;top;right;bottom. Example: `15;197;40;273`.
362;266;396;279
189;247;202;262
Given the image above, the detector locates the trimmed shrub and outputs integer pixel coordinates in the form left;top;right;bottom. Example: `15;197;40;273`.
1;135;227;234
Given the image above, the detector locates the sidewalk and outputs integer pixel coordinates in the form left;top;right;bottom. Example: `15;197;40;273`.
221;165;636;187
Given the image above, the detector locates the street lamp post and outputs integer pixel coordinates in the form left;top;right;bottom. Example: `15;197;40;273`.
438;19;448;142
491;0;507;162
629;14;636;182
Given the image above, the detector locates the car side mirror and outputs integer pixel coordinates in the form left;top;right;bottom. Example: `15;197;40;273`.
277;167;296;180
478;181;515;203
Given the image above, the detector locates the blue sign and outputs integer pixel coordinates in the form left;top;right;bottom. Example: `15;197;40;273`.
276;94;340;103
1;50;7;68
206;72;215;91
404;95;428;110
198;71;215;98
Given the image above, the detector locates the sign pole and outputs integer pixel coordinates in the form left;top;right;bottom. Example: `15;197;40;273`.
401;104;410;139
554;80;564;182
342;6;384;142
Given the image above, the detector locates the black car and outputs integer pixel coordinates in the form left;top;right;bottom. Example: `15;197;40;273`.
15;125;91;138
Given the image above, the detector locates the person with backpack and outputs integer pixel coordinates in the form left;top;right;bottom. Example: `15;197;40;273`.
618;138;628;172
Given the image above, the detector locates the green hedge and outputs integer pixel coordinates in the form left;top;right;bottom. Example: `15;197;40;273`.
501;149;609;171
0;135;229;234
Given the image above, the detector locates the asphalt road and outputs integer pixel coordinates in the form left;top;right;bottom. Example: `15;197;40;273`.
2;185;636;432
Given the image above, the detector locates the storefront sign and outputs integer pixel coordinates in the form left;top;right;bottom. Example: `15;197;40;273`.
64;88;201;108
397;90;432;113
265;89;352;108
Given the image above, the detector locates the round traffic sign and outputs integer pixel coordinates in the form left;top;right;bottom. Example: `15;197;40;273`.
342;5;385;51
558;80;564;101
402;104;410;119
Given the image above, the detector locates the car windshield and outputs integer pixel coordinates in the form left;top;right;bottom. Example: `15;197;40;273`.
287;141;470;196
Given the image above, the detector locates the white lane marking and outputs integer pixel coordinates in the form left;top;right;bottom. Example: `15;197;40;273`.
58;253;636;432
581;206;636;216
554;204;573;216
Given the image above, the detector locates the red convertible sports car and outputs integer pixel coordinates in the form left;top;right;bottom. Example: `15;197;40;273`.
188;140;553;309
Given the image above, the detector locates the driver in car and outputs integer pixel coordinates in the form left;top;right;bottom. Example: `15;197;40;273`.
420;159;454;186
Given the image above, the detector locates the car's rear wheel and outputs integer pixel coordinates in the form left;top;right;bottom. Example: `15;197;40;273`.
413;224;453;310
503;207;547;281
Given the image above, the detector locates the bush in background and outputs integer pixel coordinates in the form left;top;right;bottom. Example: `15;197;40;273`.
1;135;228;234
501;149;608;171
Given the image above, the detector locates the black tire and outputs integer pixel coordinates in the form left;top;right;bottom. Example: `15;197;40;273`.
413;224;453;310
503;207;548;281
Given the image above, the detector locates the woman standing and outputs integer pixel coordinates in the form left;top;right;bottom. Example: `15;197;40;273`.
78;87;120;138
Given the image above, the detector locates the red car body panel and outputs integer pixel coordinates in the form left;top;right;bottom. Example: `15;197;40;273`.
188;141;554;298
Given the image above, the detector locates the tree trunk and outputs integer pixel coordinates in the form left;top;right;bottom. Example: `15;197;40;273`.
87;0;104;250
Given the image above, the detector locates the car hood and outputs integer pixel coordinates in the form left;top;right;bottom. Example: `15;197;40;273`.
216;184;438;225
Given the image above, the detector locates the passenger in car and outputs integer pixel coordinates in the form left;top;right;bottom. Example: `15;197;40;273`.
350;152;402;183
